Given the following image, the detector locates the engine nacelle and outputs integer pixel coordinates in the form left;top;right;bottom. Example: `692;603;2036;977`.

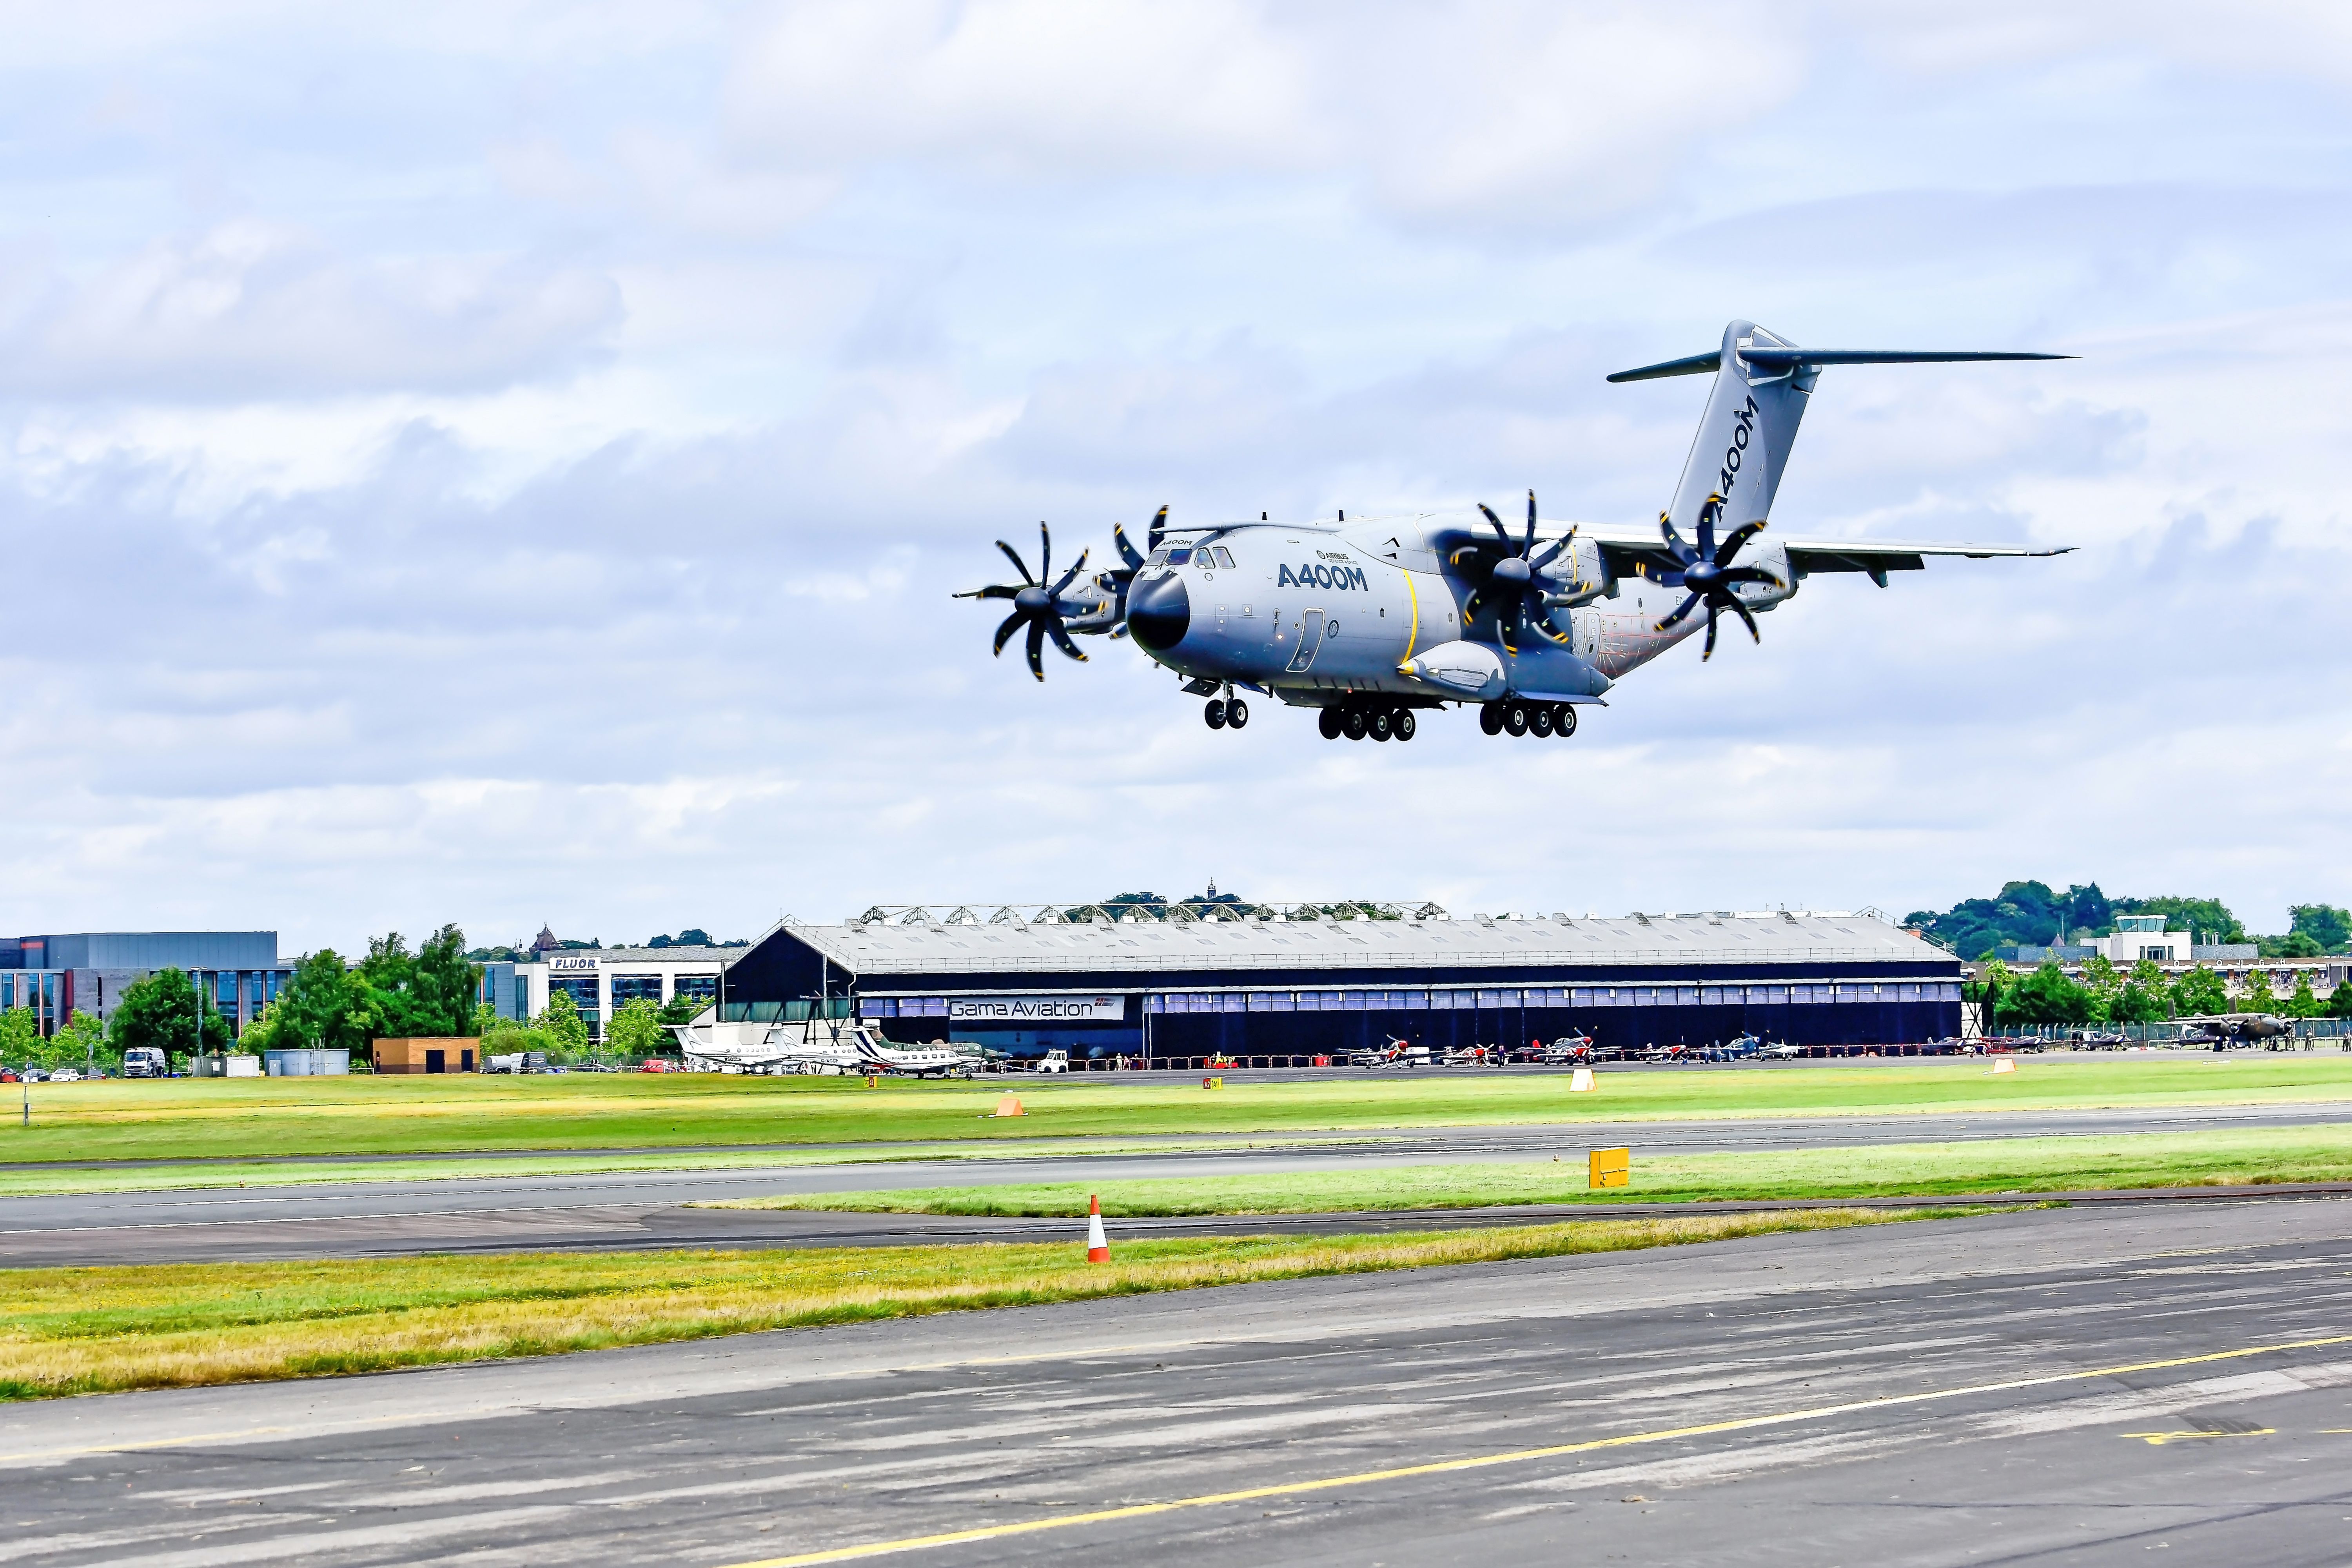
1736;542;1797;612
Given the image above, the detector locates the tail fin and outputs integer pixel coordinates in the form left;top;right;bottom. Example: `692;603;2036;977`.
1611;321;2070;539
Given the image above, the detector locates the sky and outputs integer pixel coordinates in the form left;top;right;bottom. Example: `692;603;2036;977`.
2;1;2347;954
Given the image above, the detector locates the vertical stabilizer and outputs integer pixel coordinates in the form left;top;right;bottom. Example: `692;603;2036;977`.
1662;319;1812;537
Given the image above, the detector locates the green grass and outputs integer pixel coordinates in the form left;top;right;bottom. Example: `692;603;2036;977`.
0;1209;1963;1399
706;1124;2352;1217
6;1056;2352;1168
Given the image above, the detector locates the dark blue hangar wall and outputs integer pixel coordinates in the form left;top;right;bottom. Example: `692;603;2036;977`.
717;928;1962;1057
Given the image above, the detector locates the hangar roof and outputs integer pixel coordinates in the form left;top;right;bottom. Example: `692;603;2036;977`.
775;907;1948;984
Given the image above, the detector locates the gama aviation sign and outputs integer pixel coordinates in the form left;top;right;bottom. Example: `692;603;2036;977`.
947;995;1123;1022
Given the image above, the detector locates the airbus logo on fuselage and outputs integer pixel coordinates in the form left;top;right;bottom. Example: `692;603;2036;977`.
1278;561;1369;590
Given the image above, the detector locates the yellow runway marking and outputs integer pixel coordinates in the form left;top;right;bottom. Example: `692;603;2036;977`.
713;1331;2352;1568
2122;1429;2273;1446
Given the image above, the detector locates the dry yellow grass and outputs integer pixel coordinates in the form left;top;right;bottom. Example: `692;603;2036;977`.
0;1208;1961;1399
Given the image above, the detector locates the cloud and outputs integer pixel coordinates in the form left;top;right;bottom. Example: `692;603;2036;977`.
0;221;622;400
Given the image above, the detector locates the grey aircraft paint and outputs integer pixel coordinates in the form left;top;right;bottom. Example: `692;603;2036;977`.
960;318;2073;738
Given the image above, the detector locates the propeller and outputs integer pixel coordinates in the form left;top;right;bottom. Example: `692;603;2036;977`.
1100;505;1168;640
1651;492;1785;661
953;521;1092;681
1456;490;1576;655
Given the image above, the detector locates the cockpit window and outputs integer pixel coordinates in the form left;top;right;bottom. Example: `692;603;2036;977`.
1146;548;1170;567
1213;546;1236;569
1165;547;1193;565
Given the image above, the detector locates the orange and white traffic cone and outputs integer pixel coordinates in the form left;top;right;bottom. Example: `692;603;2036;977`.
1085;1193;1110;1263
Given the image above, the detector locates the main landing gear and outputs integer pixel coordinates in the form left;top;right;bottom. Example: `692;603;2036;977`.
1318;702;1419;742
1479;700;1577;739
1204;696;1249;730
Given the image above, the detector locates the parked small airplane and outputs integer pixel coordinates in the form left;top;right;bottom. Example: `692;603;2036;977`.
2177;1014;2294;1045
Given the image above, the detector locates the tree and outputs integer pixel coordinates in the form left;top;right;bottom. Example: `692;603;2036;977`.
2290;904;2352;955
111;969;234;1067
45;1010;110;1073
606;998;669;1062
0;1007;38;1068
2078;955;2122;1023
657;994;710;1027
2257;932;2325;959
272;950;383;1054
2113;958;2174;1023
2284;974;2323;1019
2331;979;2352;1020
533;989;590;1061
2240;967;2276;1013
1998;962;2091;1026
2172;965;2229;1018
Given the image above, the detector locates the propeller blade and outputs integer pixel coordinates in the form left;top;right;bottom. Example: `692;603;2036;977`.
1148;505;1169;550
1528;526;1573;572
1657;512;1696;566
1695;491;1723;561
1523;489;1537;557
993;608;1027;656
1499;608;1519;656
1045;619;1088;664
1654;590;1702;631
1037;521;1051;584
955;583;1020;601
1657;571;1687;588
1716;565;1784;589
1024;618;1047;681
1531;608;1572;645
1477;503;1513;549
1702;601;1720;662
995;540;1035;585
1724;592;1762;644
1113;523;1145;572
1463;587;1489;622
1109;622;1130;640
1713;519;1767;566
1048;548;1091;598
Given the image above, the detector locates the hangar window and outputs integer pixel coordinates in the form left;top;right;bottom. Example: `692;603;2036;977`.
1213;546;1236;569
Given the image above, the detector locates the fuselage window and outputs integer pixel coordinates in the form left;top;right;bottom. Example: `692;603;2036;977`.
1213;546;1236;570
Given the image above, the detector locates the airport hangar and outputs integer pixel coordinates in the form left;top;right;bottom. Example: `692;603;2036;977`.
715;902;1963;1061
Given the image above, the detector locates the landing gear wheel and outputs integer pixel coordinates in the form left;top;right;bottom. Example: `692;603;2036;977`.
1204;699;1227;730
1225;698;1249;729
1553;703;1577;738
1479;702;1503;736
1392;708;1417;741
1342;708;1368;741
1368;709;1393;742
1318;706;1344;740
1528;704;1555;738
1503;701;1530;737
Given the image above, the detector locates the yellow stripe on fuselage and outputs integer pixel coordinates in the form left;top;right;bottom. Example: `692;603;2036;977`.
1400;566;1420;665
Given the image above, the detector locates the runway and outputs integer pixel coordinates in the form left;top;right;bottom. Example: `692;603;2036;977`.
5;1097;2351;1265
5;1196;2352;1565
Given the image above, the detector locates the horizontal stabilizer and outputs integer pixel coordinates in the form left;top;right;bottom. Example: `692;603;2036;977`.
1608;346;2072;383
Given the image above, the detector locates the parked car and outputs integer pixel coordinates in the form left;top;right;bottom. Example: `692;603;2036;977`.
47;1068;81;1083
639;1059;672;1073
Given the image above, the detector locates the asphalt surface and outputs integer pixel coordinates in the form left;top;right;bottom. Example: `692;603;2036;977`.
9;1098;2352;1266
7;1197;2352;1565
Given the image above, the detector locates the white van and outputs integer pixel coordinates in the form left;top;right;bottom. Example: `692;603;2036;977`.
122;1047;167;1078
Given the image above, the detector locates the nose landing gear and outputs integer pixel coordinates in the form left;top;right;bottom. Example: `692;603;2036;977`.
1204;695;1250;730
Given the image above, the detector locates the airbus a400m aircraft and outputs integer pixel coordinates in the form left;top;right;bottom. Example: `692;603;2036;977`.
960;319;2071;741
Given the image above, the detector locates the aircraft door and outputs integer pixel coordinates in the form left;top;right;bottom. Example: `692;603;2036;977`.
1285;609;1325;672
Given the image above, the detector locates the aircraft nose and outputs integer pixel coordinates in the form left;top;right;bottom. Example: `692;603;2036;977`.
1126;571;1191;653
